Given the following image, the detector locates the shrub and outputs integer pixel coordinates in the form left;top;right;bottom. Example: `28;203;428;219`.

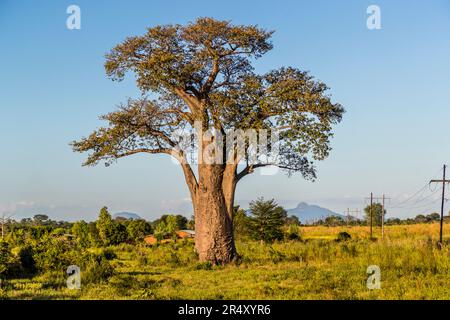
79;253;115;284
336;232;352;242
268;246;286;263
286;224;302;241
100;247;117;260
0;240;16;277
51;228;66;237
17;244;37;274
72;221;90;248
32;236;78;273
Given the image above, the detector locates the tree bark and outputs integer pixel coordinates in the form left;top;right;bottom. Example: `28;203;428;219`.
193;163;237;264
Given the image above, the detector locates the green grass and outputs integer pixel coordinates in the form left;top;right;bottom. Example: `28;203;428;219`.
1;224;450;300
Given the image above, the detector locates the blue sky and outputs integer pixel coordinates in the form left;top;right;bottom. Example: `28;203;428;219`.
1;0;450;221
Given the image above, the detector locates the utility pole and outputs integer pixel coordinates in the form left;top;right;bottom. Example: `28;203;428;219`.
381;194;385;239
365;194;390;239
345;208;360;226
370;192;373;238
430;164;448;247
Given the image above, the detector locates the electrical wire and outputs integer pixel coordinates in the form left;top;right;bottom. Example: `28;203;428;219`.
388;167;443;209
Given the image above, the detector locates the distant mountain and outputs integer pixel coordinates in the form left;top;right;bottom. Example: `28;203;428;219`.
113;212;142;220
287;202;343;224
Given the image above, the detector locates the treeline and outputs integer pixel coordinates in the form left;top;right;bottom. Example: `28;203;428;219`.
0;207;193;284
309;213;447;227
0;198;300;284
3;201;448;247
3;208;194;247
2;199;449;286
310;204;448;227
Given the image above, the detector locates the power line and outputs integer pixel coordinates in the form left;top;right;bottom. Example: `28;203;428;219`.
344;208;360;226
364;194;390;239
389;167;443;209
390;188;441;209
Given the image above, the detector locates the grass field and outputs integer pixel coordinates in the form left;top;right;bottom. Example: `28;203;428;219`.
1;223;449;300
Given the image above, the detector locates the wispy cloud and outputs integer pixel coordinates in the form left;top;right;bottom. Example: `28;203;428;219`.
0;201;35;214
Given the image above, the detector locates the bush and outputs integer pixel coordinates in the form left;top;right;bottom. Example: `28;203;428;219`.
79;253;115;284
268;246;286;263
285;224;302;241
32;236;78;273
100;247;117;260
336;232;352;242
17;245;37;274
0;240;16;277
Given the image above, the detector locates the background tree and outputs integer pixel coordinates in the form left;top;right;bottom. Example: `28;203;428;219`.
153;221;168;242
96;207;127;246
364;203;384;226
72;18;344;264
232;205;251;239
286;215;301;226
20;218;32;226
323;215;345;227
32;214;49;226
152;214;187;230
125;219;152;243
186;215;195;230
426;213;440;222
0;240;15;278
72;221;90;248
165;215;179;241
175;215;188;230
87;222;102;247
248;198;287;243
111;222;127;245
96;207;115;246
414;214;427;224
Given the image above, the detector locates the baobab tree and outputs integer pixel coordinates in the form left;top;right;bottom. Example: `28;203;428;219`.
72;18;344;264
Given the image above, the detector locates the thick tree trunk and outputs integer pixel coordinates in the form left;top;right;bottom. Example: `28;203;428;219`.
193;164;237;264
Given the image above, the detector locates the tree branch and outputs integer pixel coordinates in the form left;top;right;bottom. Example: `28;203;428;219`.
236;163;271;182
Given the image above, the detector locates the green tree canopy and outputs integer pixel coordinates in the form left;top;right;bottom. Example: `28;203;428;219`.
32;214;49;226
125;219;152;242
71;17;344;264
96;207;127;246
364;203;385;226
248;198;287;243
72;221;90;248
232;205;251;239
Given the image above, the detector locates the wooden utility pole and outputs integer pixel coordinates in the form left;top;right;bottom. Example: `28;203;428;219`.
430;164;448;246
381;194;385;239
365;194;390;239
345;208;360;226
370;192;373;238
380;194;391;239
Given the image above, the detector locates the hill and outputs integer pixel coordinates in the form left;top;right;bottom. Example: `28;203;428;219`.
287;202;343;224
113;212;142;220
